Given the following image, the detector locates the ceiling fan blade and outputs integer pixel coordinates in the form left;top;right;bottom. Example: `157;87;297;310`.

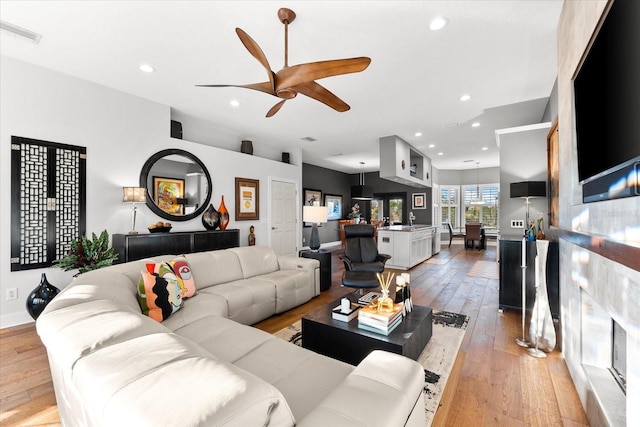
196;82;275;96
266;100;287;117
293;81;350;112
235;28;276;92
275;57;371;91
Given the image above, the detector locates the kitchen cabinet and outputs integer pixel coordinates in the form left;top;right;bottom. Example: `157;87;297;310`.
378;225;434;270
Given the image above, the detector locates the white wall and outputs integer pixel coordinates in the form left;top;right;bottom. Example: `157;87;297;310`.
0;56;302;328
497;123;552;234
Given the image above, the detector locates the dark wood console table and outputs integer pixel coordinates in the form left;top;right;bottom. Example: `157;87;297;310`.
112;230;239;263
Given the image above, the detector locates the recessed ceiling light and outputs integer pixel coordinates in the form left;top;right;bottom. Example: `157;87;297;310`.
429;16;449;31
428;144;435;148
415;132;422;137
459;94;471;102
139;64;155;73
437;152;444;156
471;122;481;127
481;147;488;151
230;100;240;107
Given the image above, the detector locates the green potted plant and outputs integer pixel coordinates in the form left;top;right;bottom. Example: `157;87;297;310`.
53;229;118;275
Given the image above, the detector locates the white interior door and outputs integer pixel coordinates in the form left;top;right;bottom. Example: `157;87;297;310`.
269;179;297;256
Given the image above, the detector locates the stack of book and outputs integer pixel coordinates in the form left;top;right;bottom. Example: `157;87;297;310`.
357;303;403;335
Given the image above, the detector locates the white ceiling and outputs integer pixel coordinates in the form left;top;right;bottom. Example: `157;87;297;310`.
0;1;562;174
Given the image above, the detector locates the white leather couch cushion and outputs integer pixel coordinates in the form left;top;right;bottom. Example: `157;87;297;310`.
185;250;245;288
72;332;296;426
173;315;355;422
230;246;280;278
298;350;425;426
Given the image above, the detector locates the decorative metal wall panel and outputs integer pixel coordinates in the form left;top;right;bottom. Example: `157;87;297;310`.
11;136;86;271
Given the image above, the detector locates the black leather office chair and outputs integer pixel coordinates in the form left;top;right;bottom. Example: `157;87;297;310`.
339;224;391;272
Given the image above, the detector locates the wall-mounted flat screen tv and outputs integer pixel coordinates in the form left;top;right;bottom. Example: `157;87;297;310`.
574;0;640;202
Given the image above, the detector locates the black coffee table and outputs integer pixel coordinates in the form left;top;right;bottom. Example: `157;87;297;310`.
301;294;432;365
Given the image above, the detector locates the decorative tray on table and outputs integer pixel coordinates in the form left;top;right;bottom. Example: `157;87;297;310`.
148;222;172;233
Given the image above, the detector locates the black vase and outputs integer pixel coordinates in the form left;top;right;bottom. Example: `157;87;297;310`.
26;273;60;320
202;203;220;230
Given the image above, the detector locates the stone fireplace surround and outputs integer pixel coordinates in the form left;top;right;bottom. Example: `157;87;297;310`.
557;1;640;425
560;236;638;426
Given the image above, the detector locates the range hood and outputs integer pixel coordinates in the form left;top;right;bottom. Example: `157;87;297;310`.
351;161;373;200
379;135;432;188
351;184;373;200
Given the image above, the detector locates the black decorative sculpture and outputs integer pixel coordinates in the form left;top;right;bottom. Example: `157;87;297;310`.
202;204;221;230
26;273;60;320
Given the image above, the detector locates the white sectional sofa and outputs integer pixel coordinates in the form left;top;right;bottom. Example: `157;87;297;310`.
37;245;426;426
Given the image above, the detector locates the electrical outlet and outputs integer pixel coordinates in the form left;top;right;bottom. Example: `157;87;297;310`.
302;237;306;243
511;220;525;228
6;288;18;301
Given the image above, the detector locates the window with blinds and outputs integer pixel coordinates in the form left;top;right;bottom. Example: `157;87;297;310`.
440;186;459;231
463;184;499;230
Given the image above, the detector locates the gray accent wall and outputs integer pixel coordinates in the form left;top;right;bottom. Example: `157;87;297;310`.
302;163;434;247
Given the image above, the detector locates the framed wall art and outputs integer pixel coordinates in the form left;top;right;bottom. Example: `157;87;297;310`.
324;194;343;221
547;119;559;227
303;188;322;227
412;192;426;210
303;188;322;206
235;177;259;220
153;176;185;215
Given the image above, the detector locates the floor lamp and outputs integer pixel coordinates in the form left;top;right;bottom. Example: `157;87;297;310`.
303;205;327;251
510;181;546;347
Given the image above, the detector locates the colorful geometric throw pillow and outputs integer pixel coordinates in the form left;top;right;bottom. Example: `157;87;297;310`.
137;268;183;322
169;257;196;298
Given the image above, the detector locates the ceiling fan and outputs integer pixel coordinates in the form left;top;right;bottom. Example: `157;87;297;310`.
197;8;371;117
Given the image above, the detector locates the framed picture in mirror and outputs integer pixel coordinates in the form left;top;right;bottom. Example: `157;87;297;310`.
153;176;185;215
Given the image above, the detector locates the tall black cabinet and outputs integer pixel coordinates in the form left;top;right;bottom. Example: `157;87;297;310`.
498;236;559;319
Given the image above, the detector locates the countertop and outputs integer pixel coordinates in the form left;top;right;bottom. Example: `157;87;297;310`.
378;224;436;232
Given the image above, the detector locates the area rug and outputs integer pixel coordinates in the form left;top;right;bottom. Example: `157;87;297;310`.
467;260;499;279
274;310;469;425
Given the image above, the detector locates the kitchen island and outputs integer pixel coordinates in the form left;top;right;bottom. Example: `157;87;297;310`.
377;224;440;270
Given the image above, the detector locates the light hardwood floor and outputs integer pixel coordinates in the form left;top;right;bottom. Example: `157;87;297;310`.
0;242;589;426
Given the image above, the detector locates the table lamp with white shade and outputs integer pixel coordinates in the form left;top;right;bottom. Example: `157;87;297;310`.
303;205;328;251
122;187;146;234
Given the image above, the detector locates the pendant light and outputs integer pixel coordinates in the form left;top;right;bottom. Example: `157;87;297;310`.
470;162;485;205
351;161;373;200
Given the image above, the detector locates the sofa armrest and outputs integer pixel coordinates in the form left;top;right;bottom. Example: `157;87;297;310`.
297;350;425;426
278;255;320;296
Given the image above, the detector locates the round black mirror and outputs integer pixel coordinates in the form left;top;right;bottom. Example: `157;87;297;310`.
139;149;212;222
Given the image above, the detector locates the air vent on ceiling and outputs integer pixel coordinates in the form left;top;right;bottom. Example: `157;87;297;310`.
0;20;42;44
301;136;317;142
